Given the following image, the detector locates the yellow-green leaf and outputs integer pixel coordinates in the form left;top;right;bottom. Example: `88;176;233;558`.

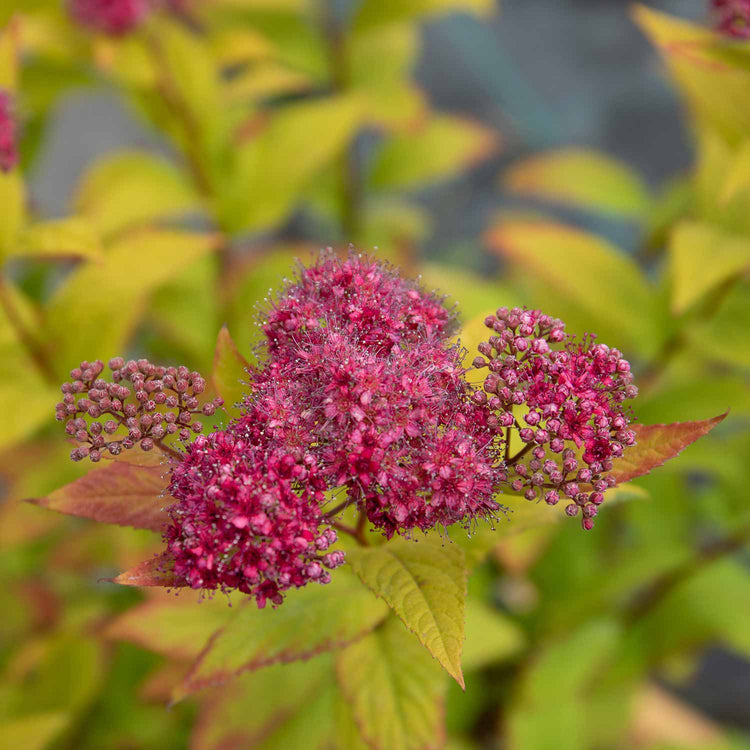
211;325;250;418
669;221;750;313
336;616;446;750
177;569;388;698
0;713;68;750
719;139;750;203
226;96;364;232
503;148;651;219
0;281;58;451
45;229;218;372
0;17;19;92
14;217;102;261
354;0;494;33
632;4;750;145
349;24;424;129
73;151;199;239
371;115;499;190
0;170;26;257
346;535;467;687
486;220;659;353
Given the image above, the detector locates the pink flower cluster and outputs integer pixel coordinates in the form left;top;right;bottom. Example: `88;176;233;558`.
165;432;344;608
263;254;454;359
59;254;639;604
67;0;152;36
712;0;750;38
473;307;637;529
243;254;505;537
55;357;223;461
0;90;19;173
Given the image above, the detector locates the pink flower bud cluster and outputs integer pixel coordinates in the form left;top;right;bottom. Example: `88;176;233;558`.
0;90;19;174
473;307;637;529
263;253;455;360
165;431;344;608
712;0;750;38
67;0;152;36
55;357;223;461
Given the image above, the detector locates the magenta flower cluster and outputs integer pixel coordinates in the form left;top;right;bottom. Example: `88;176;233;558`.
58;253;638;606
55;357;223;461
0;89;18;174
712;0;750;37
165;431;344;609
473;308;637;529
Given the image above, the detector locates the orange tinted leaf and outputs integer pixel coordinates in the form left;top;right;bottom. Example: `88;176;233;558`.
610;412;728;485
111;552;185;587
27;455;171;532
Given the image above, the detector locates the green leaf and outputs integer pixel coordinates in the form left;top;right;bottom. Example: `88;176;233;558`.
192;656;338;750
462;599;525;671
610;413;728;485
503;148;651;219
690;280;750;366
226;96;364;232
346;535;468;687
0;713;68;750
212;325;250;418
354;0;494;33
177;569;388;698
27;452;171;532
73;151;199;239
486;219;660;354
105;594;236;662
507;619;622;750
371;115;499;190
669;221;750;313
13;217;102;261
336;616;446;750
112;552;185;588
44;229;218;372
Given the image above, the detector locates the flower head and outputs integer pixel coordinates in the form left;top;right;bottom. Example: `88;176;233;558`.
67;0;152;36
234;327;504;538
165;431;343;607
473;307;637;529
55;357;223;461
0;90;19;174
262;252;456;363
712;0;750;38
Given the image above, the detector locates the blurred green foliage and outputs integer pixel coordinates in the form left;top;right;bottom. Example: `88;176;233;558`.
0;1;749;749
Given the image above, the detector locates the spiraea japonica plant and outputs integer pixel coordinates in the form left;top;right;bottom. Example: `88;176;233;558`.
36;251;725;712
4;2;749;748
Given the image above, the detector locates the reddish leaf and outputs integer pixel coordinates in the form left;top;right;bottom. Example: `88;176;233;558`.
611;412;728;485
110;552;186;588
27;455;172;532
